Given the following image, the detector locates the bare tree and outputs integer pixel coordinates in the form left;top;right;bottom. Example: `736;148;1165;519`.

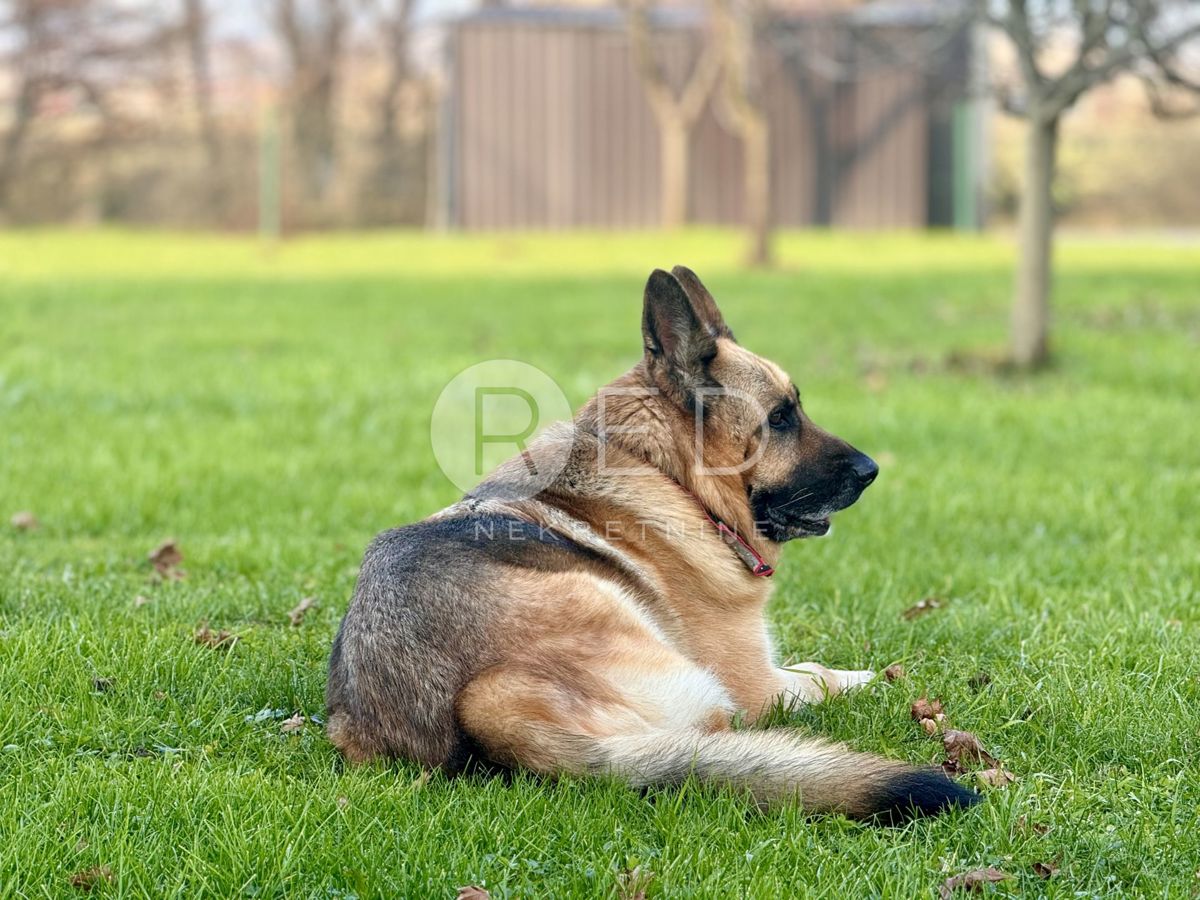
0;0;175;217
268;0;351;206
620;0;722;228
371;0;415;152
981;1;1200;369
710;0;771;266
772;14;969;226
357;0;430;224
181;0;221;173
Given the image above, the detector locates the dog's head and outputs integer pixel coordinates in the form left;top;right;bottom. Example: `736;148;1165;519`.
639;266;877;543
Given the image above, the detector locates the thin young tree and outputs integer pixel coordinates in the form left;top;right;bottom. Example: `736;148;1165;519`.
620;0;722;228
982;0;1200;369
181;0;224;213
710;0;772;266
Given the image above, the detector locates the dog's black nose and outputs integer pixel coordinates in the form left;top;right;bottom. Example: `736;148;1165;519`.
848;452;879;487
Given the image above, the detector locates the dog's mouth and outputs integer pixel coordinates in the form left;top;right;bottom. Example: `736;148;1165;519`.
794;515;831;537
760;512;832;542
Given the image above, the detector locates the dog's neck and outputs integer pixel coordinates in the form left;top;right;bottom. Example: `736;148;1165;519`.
574;365;776;567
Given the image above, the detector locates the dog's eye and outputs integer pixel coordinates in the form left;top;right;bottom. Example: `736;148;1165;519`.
768;405;795;431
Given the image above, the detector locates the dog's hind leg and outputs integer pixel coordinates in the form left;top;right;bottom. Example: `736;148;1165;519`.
454;661;976;823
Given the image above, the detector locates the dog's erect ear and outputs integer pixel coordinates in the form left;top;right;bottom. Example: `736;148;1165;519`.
671;265;735;342
642;269;718;400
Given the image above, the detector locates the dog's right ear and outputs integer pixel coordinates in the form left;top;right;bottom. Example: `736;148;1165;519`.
642;269;718;401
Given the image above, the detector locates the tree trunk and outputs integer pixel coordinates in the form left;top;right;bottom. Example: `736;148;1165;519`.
1012;114;1058;369
742;111;772;267
659;116;689;229
182;0;223;217
0;76;38;214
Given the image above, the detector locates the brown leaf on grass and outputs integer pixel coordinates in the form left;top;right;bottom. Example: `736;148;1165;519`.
976;767;1016;788
921;717;941;736
1032;860;1060;879
287;596;317;627
902;596;943;620
456;887;491;900
617;865;655;900
938;867;1012;898
943;730;1000;773
69;865;114;891
149;540;185;580
280;713;305;733
11;510;39;530
911;697;945;722
884;663;906;682
133;594;152;608
153;690;167;701
193;624;237;650
1016;815;1050;835
968;671;993;691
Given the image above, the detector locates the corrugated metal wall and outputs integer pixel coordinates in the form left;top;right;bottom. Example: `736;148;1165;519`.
446;17;939;230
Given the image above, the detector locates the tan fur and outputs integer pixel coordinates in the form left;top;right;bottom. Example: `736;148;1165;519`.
329;268;978;821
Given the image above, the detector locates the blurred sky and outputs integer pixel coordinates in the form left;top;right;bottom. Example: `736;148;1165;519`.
214;0;473;42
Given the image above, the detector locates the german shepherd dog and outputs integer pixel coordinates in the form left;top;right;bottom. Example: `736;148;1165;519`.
327;267;979;822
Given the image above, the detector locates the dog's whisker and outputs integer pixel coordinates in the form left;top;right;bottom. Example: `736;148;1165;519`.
776;489;814;511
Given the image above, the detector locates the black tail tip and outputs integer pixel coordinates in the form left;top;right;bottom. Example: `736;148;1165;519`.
867;768;983;826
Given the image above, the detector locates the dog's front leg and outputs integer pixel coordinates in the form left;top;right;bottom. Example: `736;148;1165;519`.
776;663;875;705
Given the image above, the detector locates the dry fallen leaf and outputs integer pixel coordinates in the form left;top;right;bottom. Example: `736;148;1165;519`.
939;867;1012;898
943;730;1000;773
1032;860;1060;879
1017;815;1050;835
11;510;39;530
884;663;906;682
287;596;317;627
133;594;152;608
153;690;167;701
976;767;1016;788
902;596;943;620
911;697;945;722
456;887;491;900
193;624;238;650
968;671;993;691
921;717;941;736
280;713;305;733
69;865;114;892
617;865;655;900
149;540;185;580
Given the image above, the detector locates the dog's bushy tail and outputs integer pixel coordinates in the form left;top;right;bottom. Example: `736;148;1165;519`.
596;728;979;823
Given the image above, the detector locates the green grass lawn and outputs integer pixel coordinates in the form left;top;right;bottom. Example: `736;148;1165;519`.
1;229;1198;898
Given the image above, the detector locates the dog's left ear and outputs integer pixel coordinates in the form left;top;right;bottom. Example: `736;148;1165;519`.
671;265;735;342
642;269;718;401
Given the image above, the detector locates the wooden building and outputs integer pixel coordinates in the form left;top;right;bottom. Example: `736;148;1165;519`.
437;5;983;230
